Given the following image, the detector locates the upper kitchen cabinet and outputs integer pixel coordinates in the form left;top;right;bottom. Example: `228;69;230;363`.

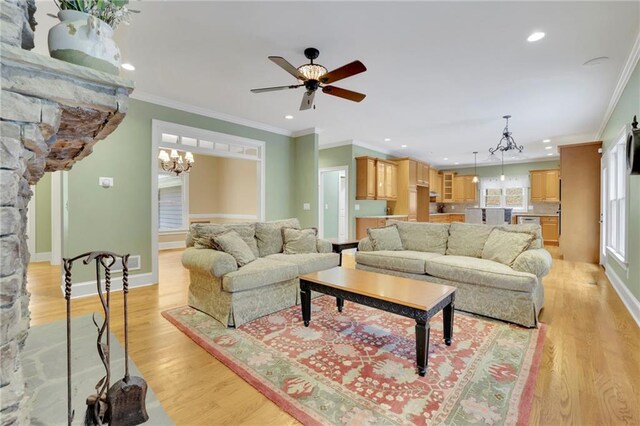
355;156;398;201
442;172;455;202
416;162;430;186
530;169;560;202
429;168;443;202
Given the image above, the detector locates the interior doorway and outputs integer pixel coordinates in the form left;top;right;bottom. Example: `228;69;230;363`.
318;166;348;240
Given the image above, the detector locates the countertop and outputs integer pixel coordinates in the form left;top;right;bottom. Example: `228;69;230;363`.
512;213;559;217
356;215;409;219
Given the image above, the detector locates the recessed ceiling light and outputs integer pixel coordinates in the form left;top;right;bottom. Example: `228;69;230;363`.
384;138;391;142
443;157;448;161
284;115;293;119
527;32;545;42
545;146;553;150
583;56;609;67
401;144;407;148
542;139;551;143
454;162;460;165
121;63;135;71
547;153;554;156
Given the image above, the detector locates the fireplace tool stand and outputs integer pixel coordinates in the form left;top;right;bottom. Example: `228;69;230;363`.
64;252;149;426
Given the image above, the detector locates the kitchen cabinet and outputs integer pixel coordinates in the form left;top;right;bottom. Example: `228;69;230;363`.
428;214;465;223
356;157;397;201
452;176;464;202
462;176;478;203
541;216;559;245
416;162;430;186
388;158;417;220
356;216;408;239
529;169;560;202
449;214;465;222
442;173;455;202
430;169;443;203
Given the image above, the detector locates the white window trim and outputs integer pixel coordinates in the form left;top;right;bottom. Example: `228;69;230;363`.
151;119;266;284
479;175;529;212
158;171;189;234
604;125;629;266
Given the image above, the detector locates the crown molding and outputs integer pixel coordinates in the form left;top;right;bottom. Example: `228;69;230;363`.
318;139;396;156
291;127;322;138
130;91;293;137
596;30;640;139
318;140;353;150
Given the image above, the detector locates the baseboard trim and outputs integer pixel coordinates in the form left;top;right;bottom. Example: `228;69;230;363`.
604;266;640;327
159;241;186;250
61;272;156;299
31;252;51;262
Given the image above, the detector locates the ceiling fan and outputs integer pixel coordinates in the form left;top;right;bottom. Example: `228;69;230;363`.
250;47;367;111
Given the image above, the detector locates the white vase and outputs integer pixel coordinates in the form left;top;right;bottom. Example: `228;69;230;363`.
48;10;121;75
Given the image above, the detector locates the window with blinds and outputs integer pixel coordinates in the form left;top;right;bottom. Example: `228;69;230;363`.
480;175;529;211
158;172;187;232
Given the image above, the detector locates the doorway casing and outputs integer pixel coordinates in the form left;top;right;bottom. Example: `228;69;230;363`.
318;166;349;240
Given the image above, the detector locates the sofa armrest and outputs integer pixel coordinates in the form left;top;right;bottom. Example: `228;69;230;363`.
358;237;373;252
316;238;333;253
181;247;238;278
512;249;552;278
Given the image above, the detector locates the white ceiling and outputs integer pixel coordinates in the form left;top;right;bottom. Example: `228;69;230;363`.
33;1;639;168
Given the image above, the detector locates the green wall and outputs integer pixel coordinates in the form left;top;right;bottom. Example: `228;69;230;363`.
34;173;51;253
601;60;640;301
319;143;390;239
443;159;560;178
64;98;295;282
293;133;319;228
321;170;340;238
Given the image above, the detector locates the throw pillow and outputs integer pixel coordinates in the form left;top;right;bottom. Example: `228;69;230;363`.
190;223;259;257
367;224;403;251
282;228;318;254
482;228;534;266
212;230;257;267
446;222;494;258
255;218;301;257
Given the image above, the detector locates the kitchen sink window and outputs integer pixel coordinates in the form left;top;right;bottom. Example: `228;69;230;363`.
480;175;528;212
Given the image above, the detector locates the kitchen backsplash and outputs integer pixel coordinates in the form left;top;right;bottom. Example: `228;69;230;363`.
432;202;559;215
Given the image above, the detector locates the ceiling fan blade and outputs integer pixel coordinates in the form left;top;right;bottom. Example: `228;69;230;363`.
319;60;366;84
269;56;306;81
300;91;316;110
250;84;302;93
322;86;366;102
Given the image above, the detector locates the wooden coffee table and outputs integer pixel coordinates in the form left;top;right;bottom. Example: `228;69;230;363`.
299;267;456;376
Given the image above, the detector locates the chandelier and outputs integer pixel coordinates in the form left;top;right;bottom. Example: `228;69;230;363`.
489;115;524;155
158;149;194;175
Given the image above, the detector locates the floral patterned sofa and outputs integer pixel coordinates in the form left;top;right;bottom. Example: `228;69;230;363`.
181;218;339;327
356;221;552;327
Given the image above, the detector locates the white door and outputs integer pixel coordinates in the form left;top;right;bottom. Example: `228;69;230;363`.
338;171;347;240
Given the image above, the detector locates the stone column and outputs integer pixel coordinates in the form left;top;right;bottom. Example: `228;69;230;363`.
0;2;133;422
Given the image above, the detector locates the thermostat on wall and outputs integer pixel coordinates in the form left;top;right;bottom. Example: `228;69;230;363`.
99;177;114;188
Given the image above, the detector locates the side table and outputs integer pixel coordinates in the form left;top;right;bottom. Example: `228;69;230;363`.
326;239;359;266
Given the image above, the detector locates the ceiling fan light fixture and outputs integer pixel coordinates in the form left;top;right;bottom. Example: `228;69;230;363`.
297;64;328;81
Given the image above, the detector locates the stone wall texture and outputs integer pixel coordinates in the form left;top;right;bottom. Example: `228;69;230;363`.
0;6;133;422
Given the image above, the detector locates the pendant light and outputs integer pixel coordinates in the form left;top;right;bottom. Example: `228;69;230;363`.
472;152;479;183
500;151;506;181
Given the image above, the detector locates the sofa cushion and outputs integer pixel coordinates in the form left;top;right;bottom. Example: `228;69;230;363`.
482;228;533;266
387;220;450;254
213;231;257;267
497;224;543;250
424;255;537;292
446;222;494;258
356;250;443;274
222;258;298;293
190;222;259;258
367;225;403;251
255;218;301;257
282;228;318;254
267;253;340;275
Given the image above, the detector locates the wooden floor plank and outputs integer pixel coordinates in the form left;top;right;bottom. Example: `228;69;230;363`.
26;247;640;425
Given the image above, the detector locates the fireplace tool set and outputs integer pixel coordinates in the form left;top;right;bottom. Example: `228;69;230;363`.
64;251;149;426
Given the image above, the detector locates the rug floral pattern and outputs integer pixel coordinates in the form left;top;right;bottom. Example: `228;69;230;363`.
163;296;544;426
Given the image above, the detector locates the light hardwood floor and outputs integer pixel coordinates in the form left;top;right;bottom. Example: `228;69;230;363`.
27;247;639;425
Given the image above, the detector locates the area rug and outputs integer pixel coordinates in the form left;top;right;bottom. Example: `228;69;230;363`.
163;296;545;426
22;315;174;425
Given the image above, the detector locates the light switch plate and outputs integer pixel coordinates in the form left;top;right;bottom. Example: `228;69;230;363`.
303;203;311;211
355;204;360;211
